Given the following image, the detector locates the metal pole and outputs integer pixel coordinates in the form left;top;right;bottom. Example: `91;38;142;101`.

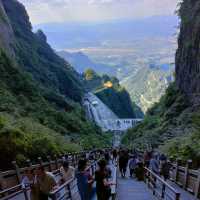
67;184;72;200
176;193;180;200
161;183;166;198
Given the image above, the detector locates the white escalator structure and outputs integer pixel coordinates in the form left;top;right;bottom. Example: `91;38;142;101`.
83;93;143;132
83;92;118;131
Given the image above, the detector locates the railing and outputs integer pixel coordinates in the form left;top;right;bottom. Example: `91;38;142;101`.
0;149;103;200
169;159;200;199
0;184;27;200
49;178;74;200
145;167;180;200
0;153;78;190
49;161;98;200
136;149;200;199
0;169;61;200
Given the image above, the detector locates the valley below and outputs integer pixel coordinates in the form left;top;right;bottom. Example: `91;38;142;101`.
37;15;178;112
59;39;176;112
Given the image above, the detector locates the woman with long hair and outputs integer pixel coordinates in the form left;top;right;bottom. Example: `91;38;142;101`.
76;159;95;200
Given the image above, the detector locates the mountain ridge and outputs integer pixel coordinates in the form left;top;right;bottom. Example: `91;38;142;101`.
0;0;111;169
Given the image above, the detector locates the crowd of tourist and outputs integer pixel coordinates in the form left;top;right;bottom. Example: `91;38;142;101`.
21;166;57;200
20;150;115;200
117;148;171;181
19;148;170;200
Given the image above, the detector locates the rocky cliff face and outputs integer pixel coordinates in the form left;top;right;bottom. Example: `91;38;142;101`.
176;0;200;104
122;0;200;161
0;0;14;55
2;0;83;102
122;65;174;113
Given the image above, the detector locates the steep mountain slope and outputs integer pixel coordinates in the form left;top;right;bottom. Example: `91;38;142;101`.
122;0;200;163
3;0;83;102
176;0;200;105
0;0;111;170
0;0;14;55
83;69;144;118
95;86;143;119
121;65;174;112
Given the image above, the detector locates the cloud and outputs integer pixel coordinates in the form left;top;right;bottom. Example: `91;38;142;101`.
19;0;180;25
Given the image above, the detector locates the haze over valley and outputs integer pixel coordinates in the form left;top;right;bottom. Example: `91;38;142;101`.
35;15;178;112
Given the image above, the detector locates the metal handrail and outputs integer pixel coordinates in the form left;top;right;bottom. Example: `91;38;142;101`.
0;184;29;200
0;149;109;200
49;160;99;200
145;167;181;200
50;178;74;195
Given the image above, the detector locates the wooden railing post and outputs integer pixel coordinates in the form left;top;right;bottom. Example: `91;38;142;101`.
184;160;192;189
195;169;200;198
12;161;21;184
38;157;43;166
67;184;72;200
54;155;59;169
47;156;52;172
145;170;149;187
74;153;77;167
161;183;166;198
26;159;32;167
65;153;69;161
72;154;75;167
175;159;181;182
153;175;156;196
0;172;6;190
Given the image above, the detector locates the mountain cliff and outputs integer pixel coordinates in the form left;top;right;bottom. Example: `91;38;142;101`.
122;0;200;163
121;64;174;112
84;69;144;118
3;0;83;102
176;0;200;105
0;0;14;55
0;0;111;169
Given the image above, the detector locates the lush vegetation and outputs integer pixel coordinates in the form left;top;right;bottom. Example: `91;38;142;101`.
84;68;143;118
95;85;143;118
0;51;111;169
3;0;83;102
122;65;174;113
122;83;200;163
0;0;112;170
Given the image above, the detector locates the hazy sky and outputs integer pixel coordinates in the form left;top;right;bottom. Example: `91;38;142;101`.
19;0;180;25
